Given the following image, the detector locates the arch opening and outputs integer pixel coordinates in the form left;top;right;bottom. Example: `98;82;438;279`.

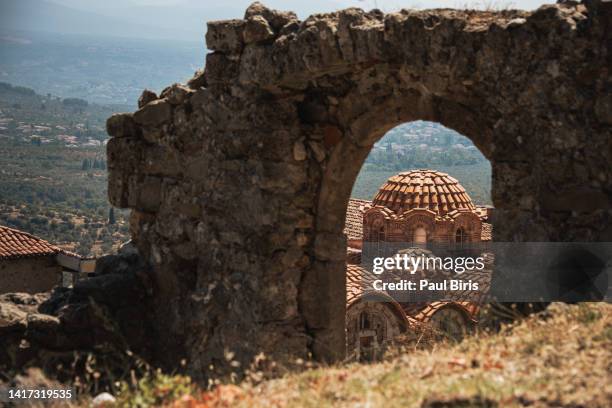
333;119;493;361
96;0;610;380
456;227;466;245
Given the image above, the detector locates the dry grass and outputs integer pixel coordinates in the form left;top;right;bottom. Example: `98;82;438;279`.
170;303;611;408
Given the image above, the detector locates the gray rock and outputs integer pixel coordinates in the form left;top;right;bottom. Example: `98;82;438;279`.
245;1;298;31
292;141;307;161
92;392;116;406
106;113;137;138
187;69;207;89
118;240;139;257
206;19;245;54
138;89;158;108
307;141;326;162
0;302;27;333
243;15;275;44
160;83;193;105
133;99;172;127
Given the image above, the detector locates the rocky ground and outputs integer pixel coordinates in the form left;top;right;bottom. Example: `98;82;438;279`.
0;244;153;393
165;302;610;408
5;302;607;407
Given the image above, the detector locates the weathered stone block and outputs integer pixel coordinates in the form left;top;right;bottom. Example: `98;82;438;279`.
245;1;297;31
141;146;182;177
27;313;60;331
138;89;158;108
0;302;27;334
206;19;245;54
308;140;326;162
161;83;193;105
106;113;138;138
292;141;307;161
314;233;346;261
133;99;172;127
187;69;206;89
107;137;144;207
107;171;129;208
243;15;274;44
131;176;162;213
203;52;239;85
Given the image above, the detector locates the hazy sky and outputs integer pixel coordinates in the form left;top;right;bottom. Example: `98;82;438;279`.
123;0;551;9
51;0;556;17
1;0;557;43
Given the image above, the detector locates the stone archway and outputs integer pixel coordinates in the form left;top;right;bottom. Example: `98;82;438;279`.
105;1;611;379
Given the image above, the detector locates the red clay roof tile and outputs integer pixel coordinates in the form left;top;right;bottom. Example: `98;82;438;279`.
0;225;80;260
343;199;371;241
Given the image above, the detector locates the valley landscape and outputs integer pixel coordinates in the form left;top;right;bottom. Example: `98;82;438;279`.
0;80;491;257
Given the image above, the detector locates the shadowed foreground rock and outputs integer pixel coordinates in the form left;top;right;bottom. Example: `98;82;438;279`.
0;247;152;385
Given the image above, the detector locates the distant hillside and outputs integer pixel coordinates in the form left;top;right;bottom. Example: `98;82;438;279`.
0;30;202;105
0;82;130;257
0;82;128;142
0;0;200;41
353;122;492;205
366;121;487;170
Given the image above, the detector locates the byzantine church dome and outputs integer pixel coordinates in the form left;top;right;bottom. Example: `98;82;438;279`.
372;170;476;216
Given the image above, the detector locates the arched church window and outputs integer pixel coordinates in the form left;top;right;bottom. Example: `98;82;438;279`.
369;221;384;242
414;226;427;245
455;227;467;245
359;311;370;330
376;225;384;242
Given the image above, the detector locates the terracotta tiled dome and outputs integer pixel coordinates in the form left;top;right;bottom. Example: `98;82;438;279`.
372;170;475;216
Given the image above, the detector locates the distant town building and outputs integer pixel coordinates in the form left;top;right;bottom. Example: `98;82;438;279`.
0;225;95;294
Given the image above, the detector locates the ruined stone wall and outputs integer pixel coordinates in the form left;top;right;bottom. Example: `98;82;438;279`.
106;1;611;380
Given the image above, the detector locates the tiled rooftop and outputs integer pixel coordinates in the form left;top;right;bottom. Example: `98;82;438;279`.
0;225;63;260
346;264;409;325
346;263;485;328
481;222;493;241
411;301;478;323
343;198;370;241
346;264;370;307
346;264;382;307
372;170;476;216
